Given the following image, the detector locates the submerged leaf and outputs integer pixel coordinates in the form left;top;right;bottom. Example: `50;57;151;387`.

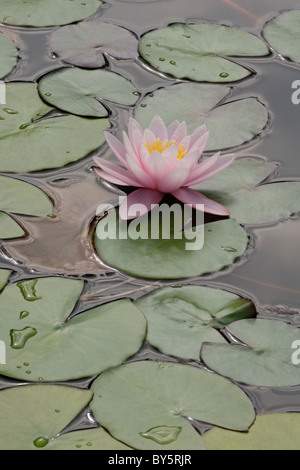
0;385;92;450
90;361;255;450
0;269;12;292
0;277;146;382
203;414;300;450
134;83;269;151
0;83;109;172
139;23;269;82
39;68;139;117
201;319;300;387
0;33;18;79
264;11;300;63
50;22;138;68
136;285;256;360
0;0;102;27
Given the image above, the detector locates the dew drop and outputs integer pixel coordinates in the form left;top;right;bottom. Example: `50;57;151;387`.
219;72;229;78
148;93;154;98
140;104;147;108
55;409;60;413
23;362;29;367
3;108;19;114
76;444;82;448
33;437;49;448
10;326;37;349
132;91;139;96
170;61;177;66
26;370;32;375
19;311;30;320
0;116;5;120
45;93;52;97
146;44;151;47
159;58;165;61
140;426;182;445
86;442;92;447
17;280;42;302
183;35;191;38
19;123;31;130
222;246;237;253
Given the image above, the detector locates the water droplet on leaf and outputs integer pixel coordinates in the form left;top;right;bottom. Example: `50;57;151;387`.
33;437;49;448
139;426;182;445
222;246;237;253
17;280;42;302
19;311;30;319
10;326;37;349
219;72;229;78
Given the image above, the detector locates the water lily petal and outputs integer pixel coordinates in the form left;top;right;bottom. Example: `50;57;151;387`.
104;132;127;166
94;158;141;186
94;168;133;187
158;166;189;193
189;125;207;148
167;120;180;139
119;188;164;220
144;150;169;184
169;121;188;145
123;131;141;165
172;187;230;216
125;154;155;188
188;131;210;157
148;115;168;141
186;153;235;186
128;118;144;160
161;145;181;170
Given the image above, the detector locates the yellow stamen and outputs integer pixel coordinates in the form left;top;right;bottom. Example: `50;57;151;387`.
144;138;187;160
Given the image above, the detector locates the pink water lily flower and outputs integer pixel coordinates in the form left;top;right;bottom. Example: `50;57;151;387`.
94;115;235;220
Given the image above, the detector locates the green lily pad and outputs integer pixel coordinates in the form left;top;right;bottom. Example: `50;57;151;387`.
0;0;102;27
47;428;132;450
39;68;139;117
203;414;300;450
264;11;300;63
0;33;18;79
0;82;109;173
134;83;269;151
0;175;54;239
90;361;255;450
135;286;256;361
201;319;300;387
193;159;300;225
0;269;12;292
139;23;269;83
0;384;92;450
0;277;146;382
94;211;248;279
50;22;139;68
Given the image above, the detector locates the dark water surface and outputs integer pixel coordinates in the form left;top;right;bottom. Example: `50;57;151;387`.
1;0;300;431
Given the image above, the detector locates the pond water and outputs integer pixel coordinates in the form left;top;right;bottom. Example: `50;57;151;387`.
1;0;300;449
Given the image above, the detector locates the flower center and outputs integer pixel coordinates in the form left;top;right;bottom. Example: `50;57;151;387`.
144;138;187;160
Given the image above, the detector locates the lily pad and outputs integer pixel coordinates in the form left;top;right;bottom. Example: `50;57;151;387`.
0;33;18;79
203;414;300;450
50;22;139;68
0;175;54;239
0;82;109;173
90;361;255;450
135;286;256;361
193;159;300;225
39;68;139;117
0;384;92;450
264;11;300;63
0;0;102;27
94;211;248;279
201;319;300;387
134;83;269;151
139;23;269;83
0;269;12;292
47;428;132;450
0;277;146;382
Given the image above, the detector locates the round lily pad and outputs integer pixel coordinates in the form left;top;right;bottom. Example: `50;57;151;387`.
0;33;18;79
0;384;93;450
0;175;54;239
94;212;248;279
139;23;269;83
0;277;146;382
134;83;269;151
203;414;300;450
0;82;109;172
264;11;300;63
193;159;300;225
201;319;300;387
135;286;256;360
39;68;139;117
0;0;102;27
90;361;255;450
50;22;139;68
